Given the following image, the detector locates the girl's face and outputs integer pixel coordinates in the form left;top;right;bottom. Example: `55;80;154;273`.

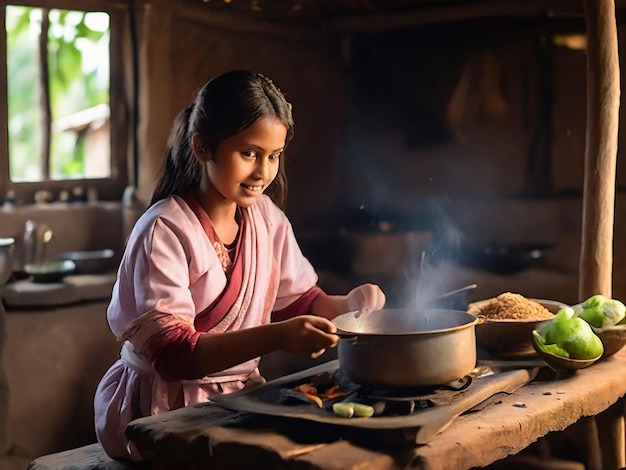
201;117;288;208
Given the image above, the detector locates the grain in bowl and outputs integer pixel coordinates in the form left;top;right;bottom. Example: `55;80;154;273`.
476;292;555;321
467;293;565;357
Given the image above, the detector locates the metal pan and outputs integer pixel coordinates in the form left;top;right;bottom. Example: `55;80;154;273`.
333;308;483;388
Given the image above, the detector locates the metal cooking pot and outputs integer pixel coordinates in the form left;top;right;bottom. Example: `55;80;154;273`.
333;309;483;388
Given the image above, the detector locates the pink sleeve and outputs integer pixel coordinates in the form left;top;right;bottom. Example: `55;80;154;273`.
110;217;198;335
264;199;321;313
120;311;202;381
113;216;203;381
150;328;202;381
272;285;324;322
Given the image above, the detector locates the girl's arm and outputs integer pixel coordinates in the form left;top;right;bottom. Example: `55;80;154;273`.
187;279;385;379
190;314;338;379
310;283;387;320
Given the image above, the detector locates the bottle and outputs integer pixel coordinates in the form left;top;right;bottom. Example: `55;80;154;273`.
1;190;15;210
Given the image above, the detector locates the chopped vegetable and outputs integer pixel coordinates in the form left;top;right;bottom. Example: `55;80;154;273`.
351;403;375;417
294;384;317;395
332;402;355;418
323;384;346;400
332;402;375;418
293;381;347;407
303;393;324;408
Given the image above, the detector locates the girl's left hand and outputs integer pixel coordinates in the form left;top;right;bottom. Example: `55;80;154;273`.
345;283;386;314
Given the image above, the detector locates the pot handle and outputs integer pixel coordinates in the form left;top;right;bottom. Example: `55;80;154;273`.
336;331;365;344
475;314;487;325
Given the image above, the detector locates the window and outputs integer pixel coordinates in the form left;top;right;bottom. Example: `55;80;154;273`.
0;0;132;204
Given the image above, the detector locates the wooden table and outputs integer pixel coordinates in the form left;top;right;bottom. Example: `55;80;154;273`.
127;348;626;470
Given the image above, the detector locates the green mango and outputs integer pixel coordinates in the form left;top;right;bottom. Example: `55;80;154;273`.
541;307;576;345
573;294;626;328
559;318;604;359
533;330;569;358
539;307;604;360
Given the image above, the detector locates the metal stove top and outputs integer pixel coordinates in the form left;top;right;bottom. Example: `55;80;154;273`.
210;359;538;445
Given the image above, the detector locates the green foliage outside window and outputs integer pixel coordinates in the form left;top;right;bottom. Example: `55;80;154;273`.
6;5;110;182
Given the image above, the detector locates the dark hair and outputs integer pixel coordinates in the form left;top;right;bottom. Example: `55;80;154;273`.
150;70;295;208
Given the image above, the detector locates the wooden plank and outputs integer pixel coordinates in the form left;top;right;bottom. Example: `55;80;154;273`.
173;1;320;44
330;0;583;33
127;349;626;469
293;440;399;470
28;443;137;470
209;361;536;444
413;351;626;469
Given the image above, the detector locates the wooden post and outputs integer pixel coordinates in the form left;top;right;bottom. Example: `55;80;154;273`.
0;301;8;455
136;0;173;205
579;0;620;301
581;1;623;468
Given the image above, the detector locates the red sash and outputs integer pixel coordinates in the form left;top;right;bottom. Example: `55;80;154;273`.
183;193;244;332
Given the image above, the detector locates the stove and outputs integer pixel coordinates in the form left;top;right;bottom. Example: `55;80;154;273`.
265;366;477;417
210;359;537;447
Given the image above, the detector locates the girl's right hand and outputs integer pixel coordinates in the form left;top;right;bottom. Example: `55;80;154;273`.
278;315;339;359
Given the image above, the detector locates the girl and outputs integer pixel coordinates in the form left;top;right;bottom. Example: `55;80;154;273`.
94;70;386;460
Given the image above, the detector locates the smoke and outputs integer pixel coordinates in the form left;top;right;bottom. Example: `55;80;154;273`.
395;199;469;310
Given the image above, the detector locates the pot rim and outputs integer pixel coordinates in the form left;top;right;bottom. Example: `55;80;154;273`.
0;238;15;247
334;308;481;337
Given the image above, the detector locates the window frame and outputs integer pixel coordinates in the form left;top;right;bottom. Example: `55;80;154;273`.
0;0;133;204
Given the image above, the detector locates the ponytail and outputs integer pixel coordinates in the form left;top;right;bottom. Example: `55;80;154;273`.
149;106;203;206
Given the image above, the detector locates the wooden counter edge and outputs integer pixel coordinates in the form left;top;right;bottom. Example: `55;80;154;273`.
126;348;626;469
413;347;626;469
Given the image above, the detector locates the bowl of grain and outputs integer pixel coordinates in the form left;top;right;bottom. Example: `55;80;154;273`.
467;292;568;358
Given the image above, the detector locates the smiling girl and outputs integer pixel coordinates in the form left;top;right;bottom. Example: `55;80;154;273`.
93;70;386;461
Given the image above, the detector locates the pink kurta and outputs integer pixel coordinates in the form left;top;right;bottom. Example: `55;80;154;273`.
94;194;320;460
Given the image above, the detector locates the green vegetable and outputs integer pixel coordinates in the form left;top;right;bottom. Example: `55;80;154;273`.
572;294;626;328
532;333;570;358
540;307;574;345
332;402;355;418
332;402;374;418
351;403;375;417
536;307;604;359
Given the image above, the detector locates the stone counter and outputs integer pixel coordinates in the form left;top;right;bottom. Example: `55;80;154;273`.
2;301;120;462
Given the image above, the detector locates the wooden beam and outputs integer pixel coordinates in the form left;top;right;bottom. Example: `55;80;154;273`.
173;1;321;44
1;0;130;12
329;0;583;33
579;0;620;301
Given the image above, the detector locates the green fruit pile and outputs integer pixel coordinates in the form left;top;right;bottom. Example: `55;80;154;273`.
533;306;604;360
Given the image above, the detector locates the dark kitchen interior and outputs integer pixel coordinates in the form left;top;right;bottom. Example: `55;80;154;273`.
1;0;626;468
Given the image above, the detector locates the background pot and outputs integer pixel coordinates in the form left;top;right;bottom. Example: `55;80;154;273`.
54;249;116;274
0;238;15;286
334;309;481;387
